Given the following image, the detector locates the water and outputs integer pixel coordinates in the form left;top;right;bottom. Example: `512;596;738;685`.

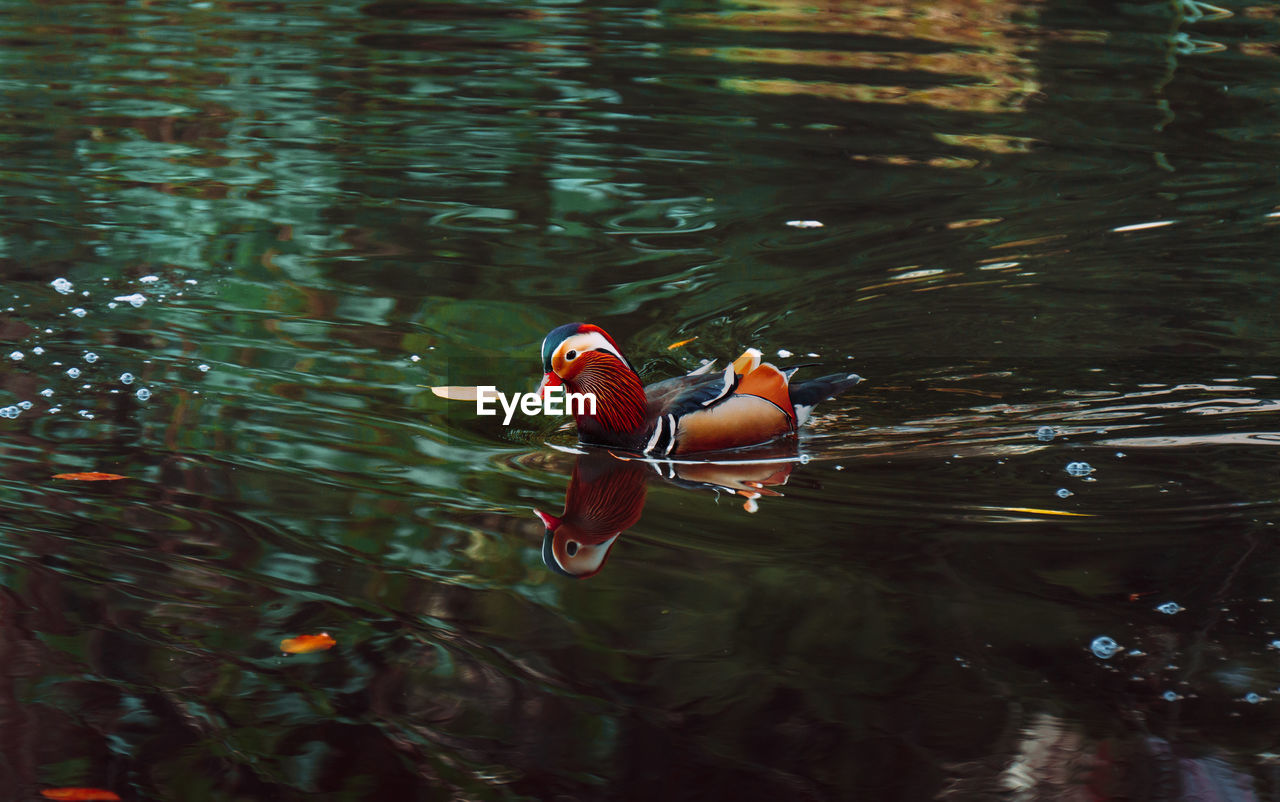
2;0;1280;798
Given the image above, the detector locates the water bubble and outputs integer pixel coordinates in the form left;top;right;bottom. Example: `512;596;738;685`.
409;355;420;363
184;279;198;285
785;220;824;229
197;364;210;372
1246;692;1263;704
1066;461;1094;476
8;351;22;361
51;278;72;294
777;349;793;358
77;410;94;419
119;373;134;384
1056;488;1073;499
39;388;53;397
71;307;87;318
113;293;146;307
1035;426;1057;441
135;388;151;401
1163;691;1179;702
1115;451;1126;458
1156;602;1184;615
84;352;98;363
0;406;18;419
17;401;31;410
1090;636;1121;659
65;367;81;379
139;275;159;283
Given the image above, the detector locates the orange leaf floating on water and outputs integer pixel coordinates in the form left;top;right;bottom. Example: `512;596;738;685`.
40;789;122;801
52;472;127;482
666;337;698;350
280;632;336;654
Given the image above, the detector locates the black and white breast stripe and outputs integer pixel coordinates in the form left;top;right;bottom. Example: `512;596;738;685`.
643;413;679;456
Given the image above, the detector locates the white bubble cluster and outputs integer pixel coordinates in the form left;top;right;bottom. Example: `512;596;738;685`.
51;278;73;294
71;307;87;318
0;406;18;419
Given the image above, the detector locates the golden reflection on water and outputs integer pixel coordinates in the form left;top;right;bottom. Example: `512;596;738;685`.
677;0;1040;113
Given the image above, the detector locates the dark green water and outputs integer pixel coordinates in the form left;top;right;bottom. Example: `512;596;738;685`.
2;0;1280;799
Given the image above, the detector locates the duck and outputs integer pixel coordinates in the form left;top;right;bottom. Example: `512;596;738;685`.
538;322;861;455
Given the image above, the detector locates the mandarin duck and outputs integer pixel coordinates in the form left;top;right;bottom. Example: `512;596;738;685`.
539;323;861;455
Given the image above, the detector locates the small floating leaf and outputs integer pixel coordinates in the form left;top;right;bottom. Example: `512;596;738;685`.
666;337;698;350
52;472;127;482
1000;506;1092;517
280;632;336;654
41;789;122;801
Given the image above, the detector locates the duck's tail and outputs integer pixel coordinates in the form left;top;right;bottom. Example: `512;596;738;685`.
789;372;862;425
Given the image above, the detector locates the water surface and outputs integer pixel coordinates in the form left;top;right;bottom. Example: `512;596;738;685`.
3;0;1280;798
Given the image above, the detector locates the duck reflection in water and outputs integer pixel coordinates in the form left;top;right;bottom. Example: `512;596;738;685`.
533;448;799;578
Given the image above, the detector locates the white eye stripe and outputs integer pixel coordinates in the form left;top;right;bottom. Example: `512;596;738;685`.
561;332;631;370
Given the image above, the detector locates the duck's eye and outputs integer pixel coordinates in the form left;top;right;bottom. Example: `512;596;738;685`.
565;349;578;361
566;541;580;556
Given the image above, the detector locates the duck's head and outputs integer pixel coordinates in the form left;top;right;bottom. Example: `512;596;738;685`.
538;322;646;437
539;322;633;389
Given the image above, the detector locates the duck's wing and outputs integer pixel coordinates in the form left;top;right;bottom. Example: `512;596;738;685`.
643;365;739;418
